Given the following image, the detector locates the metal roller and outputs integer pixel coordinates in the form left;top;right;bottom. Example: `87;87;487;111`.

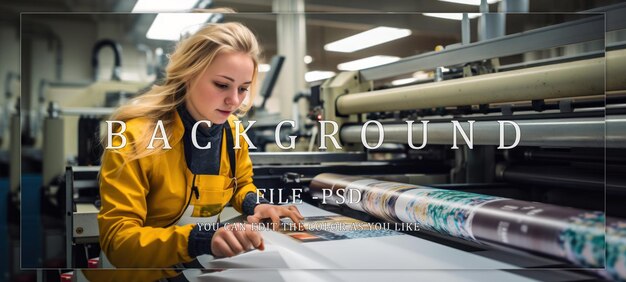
336;50;626;115
309;173;625;280
608;49;626;92
608;115;626;148
59;107;115;116
520;149;613;163
495;164;603;190
341;116;620;148
496;164;626;195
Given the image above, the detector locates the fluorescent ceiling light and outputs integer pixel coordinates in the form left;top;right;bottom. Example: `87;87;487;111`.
337;55;400;71
439;0;500;5
325;27;412;53
132;0;199;12
391;77;420;86
305;71;336;82
146;13;212;41
258;64;271;72
423;13;481;20
413;71;430;80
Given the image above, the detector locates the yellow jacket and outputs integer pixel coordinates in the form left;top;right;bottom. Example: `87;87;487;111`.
84;111;259;281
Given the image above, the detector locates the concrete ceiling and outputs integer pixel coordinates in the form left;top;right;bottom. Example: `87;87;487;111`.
4;0;622;74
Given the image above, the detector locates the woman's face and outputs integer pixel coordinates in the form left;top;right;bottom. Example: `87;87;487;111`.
186;51;254;125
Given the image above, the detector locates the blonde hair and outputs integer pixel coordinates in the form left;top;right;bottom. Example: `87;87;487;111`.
104;21;260;163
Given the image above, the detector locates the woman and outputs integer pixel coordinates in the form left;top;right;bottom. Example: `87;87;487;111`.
87;21;303;281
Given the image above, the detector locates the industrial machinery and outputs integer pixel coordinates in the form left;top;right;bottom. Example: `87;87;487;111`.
243;5;626;281
19;35;156;272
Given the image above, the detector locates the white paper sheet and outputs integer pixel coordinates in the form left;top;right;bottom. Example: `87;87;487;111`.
183;202;541;282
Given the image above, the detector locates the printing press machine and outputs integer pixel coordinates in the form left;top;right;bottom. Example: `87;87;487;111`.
65;5;626;282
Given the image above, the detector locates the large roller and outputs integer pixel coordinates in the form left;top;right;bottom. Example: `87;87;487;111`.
336;49;626;115
310;173;626;280
340;115;626;148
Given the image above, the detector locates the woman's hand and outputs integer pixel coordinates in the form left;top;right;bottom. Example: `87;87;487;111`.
211;223;264;258
246;204;305;231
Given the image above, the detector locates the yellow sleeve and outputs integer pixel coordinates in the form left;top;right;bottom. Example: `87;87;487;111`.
82;269;179;282
229;119;263;213
98;122;195;268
